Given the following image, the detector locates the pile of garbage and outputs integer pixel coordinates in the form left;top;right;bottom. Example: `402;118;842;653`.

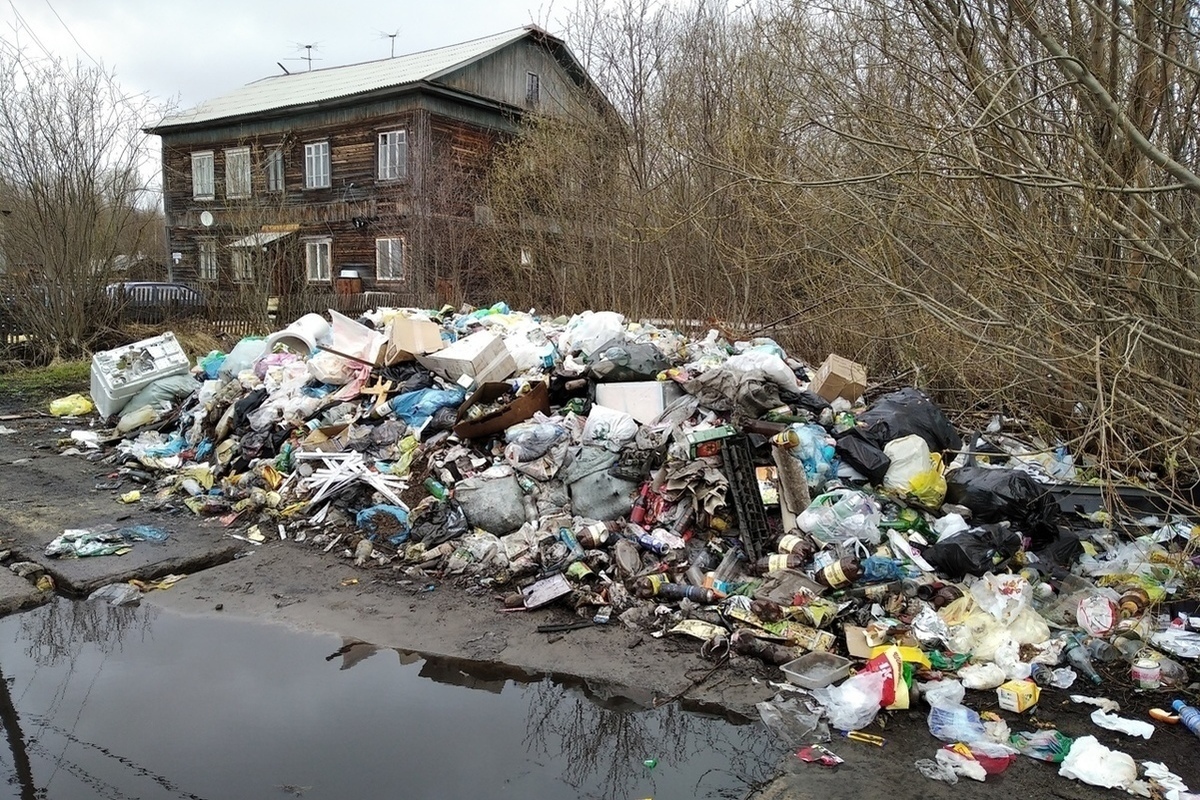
60;302;1200;794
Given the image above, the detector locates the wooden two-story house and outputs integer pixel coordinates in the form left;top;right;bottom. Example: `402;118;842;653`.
147;26;604;306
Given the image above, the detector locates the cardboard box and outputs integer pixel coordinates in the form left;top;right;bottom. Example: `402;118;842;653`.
810;354;867;403
418;331;516;387
453;381;550;440
382;316;444;364
302;423;351;452
594;381;684;424
996;680;1040;713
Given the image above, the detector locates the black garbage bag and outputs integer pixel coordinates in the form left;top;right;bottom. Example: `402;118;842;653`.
944;465;1060;545
834;430;892;484
779;389;831;417
409;500;469;548
590;336;671;382
1032;529;1084;570
378;362;436;395
854;388;961;453
922;524;1022;578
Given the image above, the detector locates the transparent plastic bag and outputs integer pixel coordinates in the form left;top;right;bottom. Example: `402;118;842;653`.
812;671;886;731
798;490;882;546
927;703;987;742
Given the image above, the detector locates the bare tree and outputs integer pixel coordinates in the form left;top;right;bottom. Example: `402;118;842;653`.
0;42;162;363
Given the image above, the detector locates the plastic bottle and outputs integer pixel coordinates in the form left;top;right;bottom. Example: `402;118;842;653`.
860;556;905;582
578;522;620;549
1172;700;1200;739
814;557;861;590
751;553;808;575
424;477;448;501
1030;663;1055;688
657;583;716;603
776;532;817;559
629;485;650;526
1062;635;1102;684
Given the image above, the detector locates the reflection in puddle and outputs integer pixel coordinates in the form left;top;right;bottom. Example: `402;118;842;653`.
0;600;773;799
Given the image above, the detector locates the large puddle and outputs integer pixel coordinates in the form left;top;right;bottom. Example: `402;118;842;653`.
0;599;775;799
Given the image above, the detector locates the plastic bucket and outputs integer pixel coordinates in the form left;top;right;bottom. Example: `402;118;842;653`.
264;313;331;356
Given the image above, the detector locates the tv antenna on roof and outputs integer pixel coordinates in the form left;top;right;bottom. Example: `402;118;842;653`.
377;29;400;58
284;42;323;72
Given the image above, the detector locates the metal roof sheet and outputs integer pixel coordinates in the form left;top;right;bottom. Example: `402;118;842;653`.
153;28;531;130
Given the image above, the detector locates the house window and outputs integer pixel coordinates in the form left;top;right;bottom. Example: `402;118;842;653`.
526;72;540;106
232;250;254;283
197;239;218;281
305;238;331;282
304;141;330;189
225;146;251;198
266;148;284;191
191;151;214;199
377;130;407;180
376;237;404;281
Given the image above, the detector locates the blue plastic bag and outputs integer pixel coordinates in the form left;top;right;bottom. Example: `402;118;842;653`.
356;505;410;545
385;388;466;428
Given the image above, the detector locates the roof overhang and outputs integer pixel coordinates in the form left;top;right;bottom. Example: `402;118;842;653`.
229;226;298;248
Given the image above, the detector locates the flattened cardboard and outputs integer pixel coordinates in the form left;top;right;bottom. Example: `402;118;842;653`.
453;381;550;440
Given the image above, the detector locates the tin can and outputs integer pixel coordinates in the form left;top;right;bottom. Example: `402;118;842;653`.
1132;656;1162;689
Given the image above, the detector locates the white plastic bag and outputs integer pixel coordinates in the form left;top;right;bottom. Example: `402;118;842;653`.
724;351;802;394
811;671;886;731
1058;736;1137;790
970;573;1031;626
958;662;1006;689
918;679;965;708
993;637;1032;680
564;310;625;358
883;435;932;491
582;405;638;451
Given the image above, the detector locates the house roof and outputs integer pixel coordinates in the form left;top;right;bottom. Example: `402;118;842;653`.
150;27;545;132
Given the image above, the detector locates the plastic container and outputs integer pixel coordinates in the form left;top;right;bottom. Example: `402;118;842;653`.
264;313;331;356
781;651;852;689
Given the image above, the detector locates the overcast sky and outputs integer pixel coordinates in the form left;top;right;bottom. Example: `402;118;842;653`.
3;0;556;110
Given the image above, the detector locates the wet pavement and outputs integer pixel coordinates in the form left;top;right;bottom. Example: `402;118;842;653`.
0;599;776;799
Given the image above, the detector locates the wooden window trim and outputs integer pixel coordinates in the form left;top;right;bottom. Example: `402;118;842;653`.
197;238;218;282
375;236;405;282
304;141;330;190
376;130;408;183
304;237;332;283
225;146;251;199
191;151;215;201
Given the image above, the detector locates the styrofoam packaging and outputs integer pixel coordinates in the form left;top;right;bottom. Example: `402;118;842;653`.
90;332;190;418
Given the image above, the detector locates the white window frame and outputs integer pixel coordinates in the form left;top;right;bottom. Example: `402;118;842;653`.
305;238;332;283
191;151;214;200
266;147;284;191
377;130;407;181
231;249;254;283
225;146;251;199
197;239;218;282
376;237;404;281
526;72;540;105
304;141;330;189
